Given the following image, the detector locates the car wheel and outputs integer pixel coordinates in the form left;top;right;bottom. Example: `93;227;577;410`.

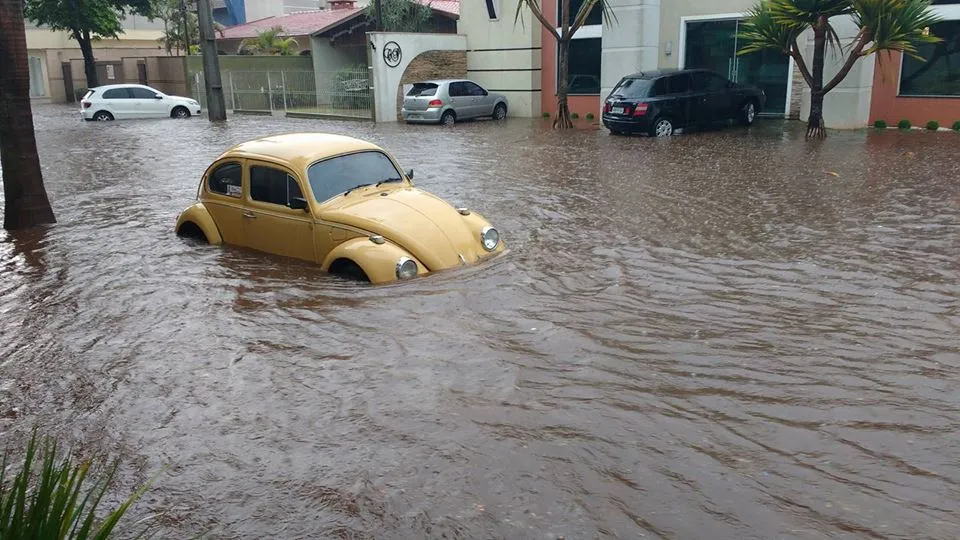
741;100;757;126
650;117;674;137
440;110;456;126
93;111;114;121
172;106;191;119
492;103;507;120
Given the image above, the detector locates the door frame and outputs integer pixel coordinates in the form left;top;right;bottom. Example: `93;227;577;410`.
678;13;794;118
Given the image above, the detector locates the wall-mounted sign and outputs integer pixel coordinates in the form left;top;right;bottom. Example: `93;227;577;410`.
383;41;402;68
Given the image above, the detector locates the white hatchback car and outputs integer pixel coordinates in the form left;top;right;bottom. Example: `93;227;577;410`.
80;84;202;121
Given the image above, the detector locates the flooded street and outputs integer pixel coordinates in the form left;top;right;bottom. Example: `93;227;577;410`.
1;105;958;539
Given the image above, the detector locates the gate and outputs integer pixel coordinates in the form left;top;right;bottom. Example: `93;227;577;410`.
191;67;372;120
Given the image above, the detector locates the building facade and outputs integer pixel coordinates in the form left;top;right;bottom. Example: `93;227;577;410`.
460;0;960;128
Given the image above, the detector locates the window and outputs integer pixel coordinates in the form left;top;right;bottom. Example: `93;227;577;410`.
667;74;693;94
566;38;602;95
560;0;603;27
208;162;242;197
899;19;960;97
102;88;130;99
407;83;438;97
449;82;467;97
611;77;655;98
485;0;499;19
129;87;159;99
464;81;487;96
307;151;403;204
250;166;303;207
693;71;730;91
28;55;46;97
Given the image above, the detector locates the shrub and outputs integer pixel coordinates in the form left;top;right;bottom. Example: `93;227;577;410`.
570;112;580;119
897;119;911;130
0;429;154;538
953;120;960;132
926;120;940;131
542;112;550;118
586;112;595;120
873;119;887;129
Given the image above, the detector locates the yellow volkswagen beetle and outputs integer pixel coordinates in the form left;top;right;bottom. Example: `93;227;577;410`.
175;133;504;283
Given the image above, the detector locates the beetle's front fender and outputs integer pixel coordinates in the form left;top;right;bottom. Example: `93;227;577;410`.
176;202;223;245
321;237;427;284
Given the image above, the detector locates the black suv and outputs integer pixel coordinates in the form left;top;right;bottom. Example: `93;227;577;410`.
602;69;766;137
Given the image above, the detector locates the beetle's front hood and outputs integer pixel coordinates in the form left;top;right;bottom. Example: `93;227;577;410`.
319;187;487;270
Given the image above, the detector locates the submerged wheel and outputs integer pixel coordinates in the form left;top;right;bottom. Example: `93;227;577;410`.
492;103;507;120
329;259;370;282
440;110;456;126
172;106;191;119
650;117;674;137
741;100;757;126
93;111;114;121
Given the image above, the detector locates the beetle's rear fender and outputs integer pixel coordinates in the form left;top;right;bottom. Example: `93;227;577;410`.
176;203;222;245
322;237;427;284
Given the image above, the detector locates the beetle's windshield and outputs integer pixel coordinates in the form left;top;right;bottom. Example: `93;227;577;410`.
307;151;403;203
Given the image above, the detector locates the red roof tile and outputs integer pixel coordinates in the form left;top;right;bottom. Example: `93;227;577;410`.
220;0;459;40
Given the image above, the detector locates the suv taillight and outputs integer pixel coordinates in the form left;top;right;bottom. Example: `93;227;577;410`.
428;99;443;107
633;103;649;116
82;101;92;109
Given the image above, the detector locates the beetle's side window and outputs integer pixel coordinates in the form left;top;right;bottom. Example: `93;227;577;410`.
208;161;243;197
250;165;303;208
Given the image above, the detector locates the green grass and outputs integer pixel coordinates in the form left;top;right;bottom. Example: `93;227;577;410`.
953;120;960;132
1;429;154;539
926;120;940;131
897;119;912;130
873;119;887;129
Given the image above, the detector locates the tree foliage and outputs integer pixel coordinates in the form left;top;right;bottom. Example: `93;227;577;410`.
738;0;941;138
366;0;433;32
240;26;300;55
153;0;224;55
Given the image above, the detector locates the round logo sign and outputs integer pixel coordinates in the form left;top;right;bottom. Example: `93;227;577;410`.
383;41;402;68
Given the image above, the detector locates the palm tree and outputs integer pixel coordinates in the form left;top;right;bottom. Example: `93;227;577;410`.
240;26;299;55
738;0;941;139
515;0;615;129
0;0;56;230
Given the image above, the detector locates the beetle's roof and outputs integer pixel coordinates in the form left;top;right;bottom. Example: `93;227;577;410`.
221;133;383;169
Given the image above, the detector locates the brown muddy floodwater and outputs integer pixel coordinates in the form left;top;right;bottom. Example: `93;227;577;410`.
1;105;958;539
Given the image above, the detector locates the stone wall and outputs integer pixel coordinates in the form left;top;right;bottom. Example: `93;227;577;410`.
790;61;804;120
394;50;467;119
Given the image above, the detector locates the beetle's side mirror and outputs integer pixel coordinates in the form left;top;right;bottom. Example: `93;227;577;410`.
406;168;414;180
289;197;309;211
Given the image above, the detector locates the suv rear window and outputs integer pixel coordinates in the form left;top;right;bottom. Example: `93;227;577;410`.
407;83;438;97
610;78;654;99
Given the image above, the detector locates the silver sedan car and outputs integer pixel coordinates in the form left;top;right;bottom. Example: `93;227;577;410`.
401;79;508;125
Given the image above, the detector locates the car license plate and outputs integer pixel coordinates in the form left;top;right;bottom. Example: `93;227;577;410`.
612;107;625;114
409;114;420;119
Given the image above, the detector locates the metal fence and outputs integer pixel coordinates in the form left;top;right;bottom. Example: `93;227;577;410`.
191;67;372;119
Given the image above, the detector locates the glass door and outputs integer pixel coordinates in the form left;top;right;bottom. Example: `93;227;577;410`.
684;18;790;116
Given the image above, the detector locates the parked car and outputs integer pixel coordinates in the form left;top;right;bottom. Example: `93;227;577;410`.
175;133;505;283
80;84;202;121
602;69;766;137
401;79;508;125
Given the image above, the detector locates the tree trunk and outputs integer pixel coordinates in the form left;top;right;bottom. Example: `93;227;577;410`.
0;0;56;230
807;16;828;139
76;30;99;89
555;38;573;129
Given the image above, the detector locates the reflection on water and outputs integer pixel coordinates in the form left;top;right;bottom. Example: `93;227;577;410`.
1;106;958;539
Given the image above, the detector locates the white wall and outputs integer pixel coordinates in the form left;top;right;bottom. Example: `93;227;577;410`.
601;0;660;106
368;32;467;122
458;0;541;117
798;18;874;129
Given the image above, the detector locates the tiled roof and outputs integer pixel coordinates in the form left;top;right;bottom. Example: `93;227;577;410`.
220;0;459;39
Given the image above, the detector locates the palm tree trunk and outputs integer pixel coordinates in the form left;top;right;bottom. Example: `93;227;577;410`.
555;38;573;129
807;16;828;139
75;29;99;89
0;0;56;230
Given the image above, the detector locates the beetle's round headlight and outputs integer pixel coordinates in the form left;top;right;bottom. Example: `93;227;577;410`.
396;257;418;279
480;226;500;251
